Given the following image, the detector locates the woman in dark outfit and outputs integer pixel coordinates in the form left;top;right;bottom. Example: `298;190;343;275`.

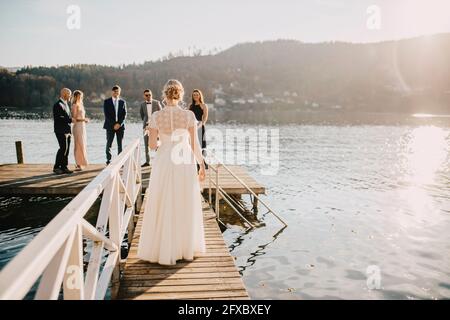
189;89;209;169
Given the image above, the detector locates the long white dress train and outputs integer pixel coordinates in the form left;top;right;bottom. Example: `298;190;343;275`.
137;105;206;265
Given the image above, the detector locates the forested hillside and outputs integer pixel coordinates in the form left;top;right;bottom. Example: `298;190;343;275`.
1;33;449;120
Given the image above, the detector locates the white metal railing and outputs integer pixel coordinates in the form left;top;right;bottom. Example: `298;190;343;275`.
207;155;288;228
0;139;142;300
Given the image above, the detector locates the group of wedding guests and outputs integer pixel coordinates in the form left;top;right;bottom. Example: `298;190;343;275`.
52;85;209;174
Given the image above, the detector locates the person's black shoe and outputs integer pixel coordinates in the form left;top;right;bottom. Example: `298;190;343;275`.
61;167;73;174
141;162;150;168
106;161;110;166
53;168;64;175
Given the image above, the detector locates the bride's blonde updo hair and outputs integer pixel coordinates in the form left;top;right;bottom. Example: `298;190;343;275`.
163;79;184;101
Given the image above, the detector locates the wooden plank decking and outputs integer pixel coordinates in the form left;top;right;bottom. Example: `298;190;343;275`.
118;190;249;300
0;164;106;195
0;164;265;195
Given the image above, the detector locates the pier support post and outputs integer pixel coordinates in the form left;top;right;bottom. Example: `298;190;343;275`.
252;195;259;213
15;141;24;164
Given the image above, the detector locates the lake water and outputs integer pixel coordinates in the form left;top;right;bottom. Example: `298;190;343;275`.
0;118;449;299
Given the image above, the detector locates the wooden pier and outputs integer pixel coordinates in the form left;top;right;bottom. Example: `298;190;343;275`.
0;164;106;195
118;192;249;300
0;164;265;196
0;147;268;300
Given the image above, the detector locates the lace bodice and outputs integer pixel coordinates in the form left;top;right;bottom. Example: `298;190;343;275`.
149;105;196;134
147;105;204;165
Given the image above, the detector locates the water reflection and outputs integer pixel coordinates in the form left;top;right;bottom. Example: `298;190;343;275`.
404;126;449;185
397;126;450;227
221;124;450;299
229;226;287;274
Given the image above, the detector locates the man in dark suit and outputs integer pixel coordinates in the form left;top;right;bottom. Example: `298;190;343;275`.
53;88;73;174
140;89;162;167
103;85;127;165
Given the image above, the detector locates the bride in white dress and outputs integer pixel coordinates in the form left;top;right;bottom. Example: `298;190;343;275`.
137;79;206;265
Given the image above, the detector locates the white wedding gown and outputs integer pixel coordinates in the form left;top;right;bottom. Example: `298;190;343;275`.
137;105;206;265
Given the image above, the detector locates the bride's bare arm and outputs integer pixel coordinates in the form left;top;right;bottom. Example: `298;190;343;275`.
147;113;159;150
71;104;78;121
148;127;158;150
188;120;204;167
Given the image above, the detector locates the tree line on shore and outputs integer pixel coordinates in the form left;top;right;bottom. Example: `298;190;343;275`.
1;33;449;121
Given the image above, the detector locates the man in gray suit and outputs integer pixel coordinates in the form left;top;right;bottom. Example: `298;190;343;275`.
140;89;162;167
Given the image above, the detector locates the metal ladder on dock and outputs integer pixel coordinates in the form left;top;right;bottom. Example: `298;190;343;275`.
206;155;288;230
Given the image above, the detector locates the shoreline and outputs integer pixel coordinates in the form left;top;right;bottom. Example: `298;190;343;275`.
2;110;450;126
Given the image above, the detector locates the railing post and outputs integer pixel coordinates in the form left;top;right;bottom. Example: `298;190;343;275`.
35;230;76;300
84;169;116;300
63;224;84;300
134;144;142;219
109;174;122;300
208;167;212;205
215;164;220;219
109;175;122;247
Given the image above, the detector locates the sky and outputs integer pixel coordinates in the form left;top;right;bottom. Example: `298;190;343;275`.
1;0;450;67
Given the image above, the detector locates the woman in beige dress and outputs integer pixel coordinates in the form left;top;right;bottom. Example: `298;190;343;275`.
71;90;89;171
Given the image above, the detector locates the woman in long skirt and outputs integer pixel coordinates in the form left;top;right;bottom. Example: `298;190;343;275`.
71;90;89;170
